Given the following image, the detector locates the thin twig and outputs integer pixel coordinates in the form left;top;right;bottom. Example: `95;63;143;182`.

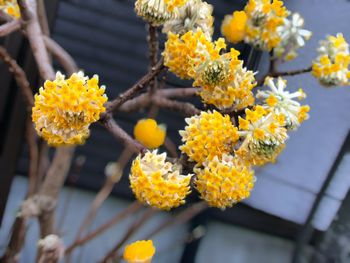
160;87;200;98
0;46;33;110
164;137;178;158
102;117;145;154
18;0;55;80
26;118;39;196
44;36;78;75
65;202;142;255
145;202;207;239
36;0;50;36
104;58;164;114
271;66;312;77
38;146;75;237
74;148;133;242
100;209;156;263
0;19;21;36
152;97;200;117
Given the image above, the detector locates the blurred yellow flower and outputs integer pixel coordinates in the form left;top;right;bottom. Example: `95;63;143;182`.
243;0;289;51
32;72;107;146
0;0;20;18
123;240;156;263
130;150;191;210
179;110;239;165
312;33;350;86
134;119;166;149
221;11;247;44
195;154;255;209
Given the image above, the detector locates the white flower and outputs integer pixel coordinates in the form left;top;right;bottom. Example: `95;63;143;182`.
256;77;309;130
274;13;312;61
162;0;214;38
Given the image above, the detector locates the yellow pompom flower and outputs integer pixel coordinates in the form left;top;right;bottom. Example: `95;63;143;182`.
32;72;107;146
257;77;310;130
123;240;156;263
134;119;166;149
312;33;350;86
0;0;20;18
179;110;239;165
130;150;191;210
221;11;248;44
237;106;288;166
195;154;255;209
163;29;225;79
244;0;289;51
196;49;257;111
163;0;214;38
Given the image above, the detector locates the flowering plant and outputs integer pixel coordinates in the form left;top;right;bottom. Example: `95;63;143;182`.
0;0;348;262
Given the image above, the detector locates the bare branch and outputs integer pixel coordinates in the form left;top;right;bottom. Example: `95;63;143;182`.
152;97;200;117
102;117;145;154
160;87;200;98
145;202;207;239
38;146;75;237
74;148;133;242
100;209;156;263
0;46;34;110
18;0;55;80
44;36;78;75
0;19;21;36
104;58;164;114
65;202;142;255
272;66;312;77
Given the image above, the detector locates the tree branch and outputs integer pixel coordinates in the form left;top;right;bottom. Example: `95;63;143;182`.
18;0;55;80
0;46;33;110
104;58;164;114
100;209;156;263
65;202;142;255
44;36;78;75
102;117;145;154
145;202;207;239
152;97;200;117
74;148;133;242
0;19;21;36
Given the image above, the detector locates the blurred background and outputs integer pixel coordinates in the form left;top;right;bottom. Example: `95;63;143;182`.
1;0;350;262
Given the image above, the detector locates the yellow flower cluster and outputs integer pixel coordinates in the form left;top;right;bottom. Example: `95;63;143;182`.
244;0;289;51
312;33;350;86
134;119;166;149
32;72;107;146
0;0;20;18
163;0;214;37
163;29;225;79
257;77;310;130
195;154;255;209
123;240;156;263
179;110;239;165
197;49;256;111
129;150;191;210
163;28;257;111
221;11;247;44
237;106;288;166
